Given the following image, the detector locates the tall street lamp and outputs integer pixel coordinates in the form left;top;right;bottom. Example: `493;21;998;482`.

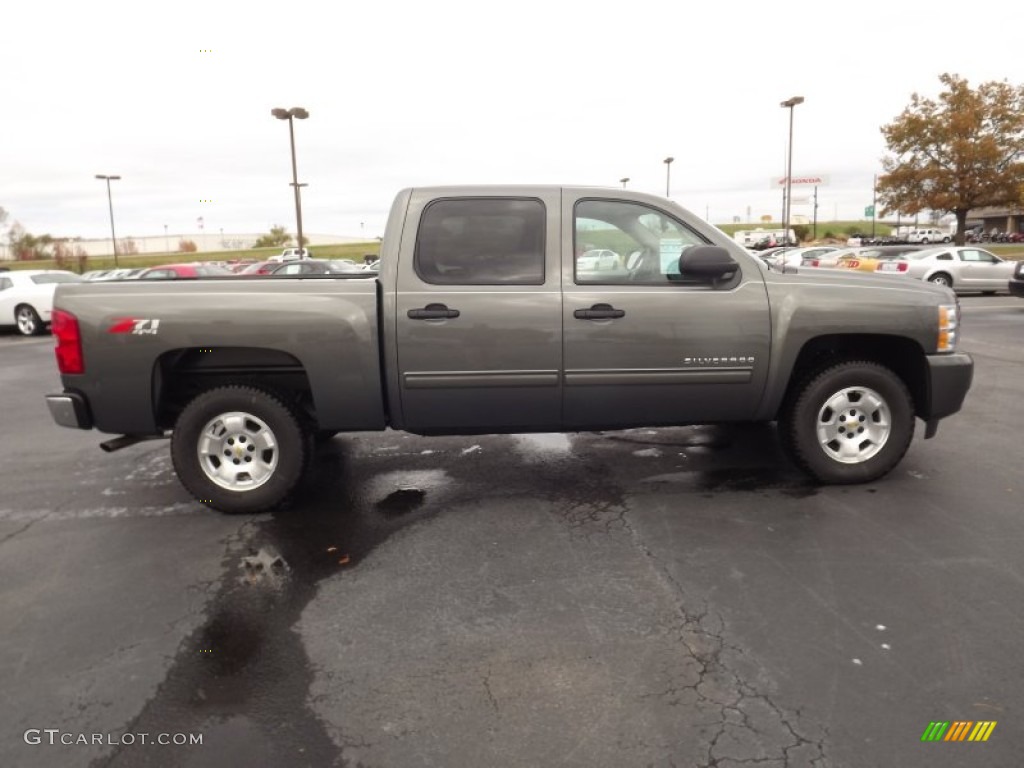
271;106;310;253
95;174;121;267
780;96;804;245
620;177;630;189
663;157;674;197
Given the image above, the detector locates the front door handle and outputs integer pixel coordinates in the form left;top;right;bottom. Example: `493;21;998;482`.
574;303;625;320
408;303;461;320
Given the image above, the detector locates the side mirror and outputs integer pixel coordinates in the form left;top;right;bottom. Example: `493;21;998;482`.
679;246;738;279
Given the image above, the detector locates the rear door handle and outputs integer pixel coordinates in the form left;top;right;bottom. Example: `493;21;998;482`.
408;303;461;320
574;303;625;320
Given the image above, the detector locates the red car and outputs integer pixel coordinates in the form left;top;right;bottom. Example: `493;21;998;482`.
137;263;234;279
233;261;278;276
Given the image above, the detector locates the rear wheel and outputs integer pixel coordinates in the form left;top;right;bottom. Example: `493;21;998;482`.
780;361;914;484
170;386;310;513
15;305;43;336
928;273;952;288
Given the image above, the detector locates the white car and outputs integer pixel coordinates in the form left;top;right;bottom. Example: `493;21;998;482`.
577;249;621;271
876;246;1016;293
0;270;84;335
268;248;311;263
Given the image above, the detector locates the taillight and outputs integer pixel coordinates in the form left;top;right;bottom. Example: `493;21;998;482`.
810;259;820;267
876;261;909;273
52;310;84;374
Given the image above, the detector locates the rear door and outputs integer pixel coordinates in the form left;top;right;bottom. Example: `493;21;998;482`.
393;189;562;432
561;193;772;429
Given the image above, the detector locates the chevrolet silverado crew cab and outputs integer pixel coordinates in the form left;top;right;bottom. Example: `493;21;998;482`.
46;186;973;513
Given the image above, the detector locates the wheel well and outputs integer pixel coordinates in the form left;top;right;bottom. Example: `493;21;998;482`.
781;335;927;418
929;271;953;284
154;347;316;430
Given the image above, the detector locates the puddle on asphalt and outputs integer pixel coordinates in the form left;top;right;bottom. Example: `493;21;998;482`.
97;426;814;766
98;441;451;768
511;433;574;461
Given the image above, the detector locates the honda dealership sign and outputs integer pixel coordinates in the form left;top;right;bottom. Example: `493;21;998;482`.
771;175;829;187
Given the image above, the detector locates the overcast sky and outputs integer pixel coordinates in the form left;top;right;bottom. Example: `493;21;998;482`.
3;0;1021;241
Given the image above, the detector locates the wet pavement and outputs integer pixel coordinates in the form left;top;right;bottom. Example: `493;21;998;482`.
1;297;1022;767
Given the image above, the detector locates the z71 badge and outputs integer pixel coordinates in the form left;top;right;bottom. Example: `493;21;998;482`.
107;318;161;335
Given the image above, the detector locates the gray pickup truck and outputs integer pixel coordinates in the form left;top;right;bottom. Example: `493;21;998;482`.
46;186;973;512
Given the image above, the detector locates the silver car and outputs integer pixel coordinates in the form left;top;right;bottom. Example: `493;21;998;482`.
764;245;839;269
877;246;1016;293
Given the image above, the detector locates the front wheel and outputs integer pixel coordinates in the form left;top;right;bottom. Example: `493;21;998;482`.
15;305;44;336
170;386;309;513
780;361;914;484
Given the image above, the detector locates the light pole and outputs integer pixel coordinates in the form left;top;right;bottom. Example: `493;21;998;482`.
780;96;804;245
164;223;169;253
663;157;674;197
620;177;630;189
95;174;121;266
271;106;310;253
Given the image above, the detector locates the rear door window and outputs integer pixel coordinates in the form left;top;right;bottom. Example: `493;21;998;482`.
414;198;545;285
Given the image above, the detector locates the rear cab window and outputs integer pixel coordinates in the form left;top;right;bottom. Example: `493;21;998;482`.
414;198;545;285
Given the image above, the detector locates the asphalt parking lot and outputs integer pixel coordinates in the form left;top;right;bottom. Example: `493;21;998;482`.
1;296;1022;768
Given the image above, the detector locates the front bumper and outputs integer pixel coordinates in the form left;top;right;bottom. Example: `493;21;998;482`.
920;353;973;437
1009;278;1024;298
46;392;93;430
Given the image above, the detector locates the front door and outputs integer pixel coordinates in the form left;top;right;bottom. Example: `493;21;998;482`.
394;190;563;432
561;193;772;429
958;248;1014;291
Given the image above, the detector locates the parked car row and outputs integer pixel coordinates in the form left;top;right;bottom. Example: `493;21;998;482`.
796;245;1018;294
78;258;380;281
2;257;380;336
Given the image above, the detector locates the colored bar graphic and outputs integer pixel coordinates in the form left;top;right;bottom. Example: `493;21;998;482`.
970;722;997;742
922;720;996;742
945;721;972;741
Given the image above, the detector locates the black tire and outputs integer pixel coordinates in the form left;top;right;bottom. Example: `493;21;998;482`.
15;304;44;336
779;361;914;484
170;385;309;513
928;273;953;288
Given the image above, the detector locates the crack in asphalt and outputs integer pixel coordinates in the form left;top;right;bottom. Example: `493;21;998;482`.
550;445;830;767
0;514;48;546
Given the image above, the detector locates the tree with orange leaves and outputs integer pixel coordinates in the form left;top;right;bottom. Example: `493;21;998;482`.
877;73;1024;245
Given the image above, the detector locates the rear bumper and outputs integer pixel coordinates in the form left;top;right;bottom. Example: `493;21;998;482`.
1009;279;1024;298
46;392;93;430
923;353;973;421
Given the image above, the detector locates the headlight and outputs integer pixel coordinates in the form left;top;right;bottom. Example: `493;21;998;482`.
937;303;958;352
